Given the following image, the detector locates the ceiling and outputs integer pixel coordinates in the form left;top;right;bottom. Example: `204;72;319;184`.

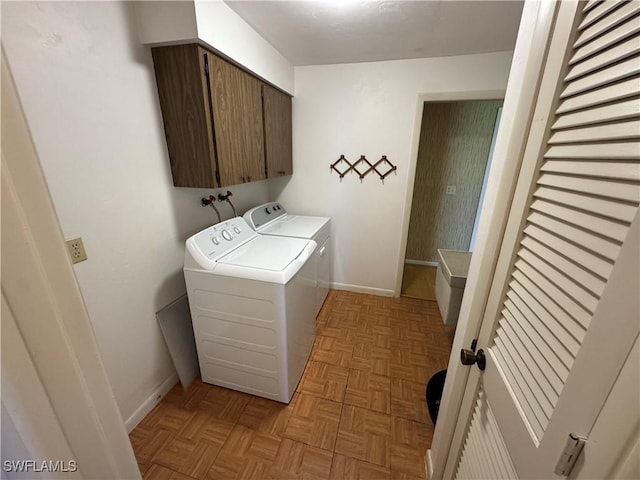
225;1;524;66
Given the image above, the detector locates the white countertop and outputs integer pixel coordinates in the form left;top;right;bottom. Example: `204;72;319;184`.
437;249;472;288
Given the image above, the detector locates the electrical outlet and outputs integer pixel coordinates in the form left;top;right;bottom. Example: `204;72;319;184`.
446;185;457;195
66;237;88;264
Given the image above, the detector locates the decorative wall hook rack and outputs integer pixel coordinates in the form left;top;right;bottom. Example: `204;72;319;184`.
373;155;397;183
330;155;353;180
330;155;397;183
352;155;374;182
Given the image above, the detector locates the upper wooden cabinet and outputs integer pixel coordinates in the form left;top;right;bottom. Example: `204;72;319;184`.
151;43;292;188
206;52;265;186
151;44;216;188
263;84;293;178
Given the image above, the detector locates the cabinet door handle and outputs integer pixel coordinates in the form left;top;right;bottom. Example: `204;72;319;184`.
319;246;326;256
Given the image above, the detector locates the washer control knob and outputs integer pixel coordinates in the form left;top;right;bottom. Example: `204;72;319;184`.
212;237;220;245
222;230;233;241
234;227;241;234
265;207;271;214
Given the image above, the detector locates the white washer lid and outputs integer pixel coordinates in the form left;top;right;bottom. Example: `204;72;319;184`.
259;215;330;239
217;235;310;271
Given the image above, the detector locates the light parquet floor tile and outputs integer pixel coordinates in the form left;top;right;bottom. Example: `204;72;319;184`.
130;290;454;480
206;458;271;480
178;410;234;446
176;442;223;479
212;424;281;469
154;436;201;472
391;378;431;424
311;335;354;368
344;369;391;414
351;343;392;377
237;395;295;437
329;454;391;479
164;380;210;410
268;438;334;479
299;361;349;402
283;393;343;451
144;463;199;480
198;385;251;424
131;426;173;476
151;403;197;433
335;405;392;468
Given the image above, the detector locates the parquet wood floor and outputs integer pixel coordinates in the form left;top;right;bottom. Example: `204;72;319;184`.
130;290;455;480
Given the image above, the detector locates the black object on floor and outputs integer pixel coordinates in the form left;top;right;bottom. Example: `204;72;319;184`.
426;369;447;425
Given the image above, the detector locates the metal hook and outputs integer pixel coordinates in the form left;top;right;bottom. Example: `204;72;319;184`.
217;190;237;217
201;195;221;223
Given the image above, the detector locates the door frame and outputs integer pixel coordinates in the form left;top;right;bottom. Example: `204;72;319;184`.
1;51;140;478
395;89;505;296
422;2;560;478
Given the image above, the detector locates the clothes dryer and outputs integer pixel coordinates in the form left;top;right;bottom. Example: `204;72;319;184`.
244;202;331;316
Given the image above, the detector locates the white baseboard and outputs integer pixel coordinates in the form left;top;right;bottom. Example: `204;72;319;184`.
331;282;395;297
425;449;434;480
124;372;178;433
405;259;439;267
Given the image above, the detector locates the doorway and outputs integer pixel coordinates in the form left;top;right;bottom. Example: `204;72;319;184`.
401;100;502;301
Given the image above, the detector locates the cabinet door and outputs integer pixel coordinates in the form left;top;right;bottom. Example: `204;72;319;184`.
263;84;293;177
204;51;265;186
152;44;217;188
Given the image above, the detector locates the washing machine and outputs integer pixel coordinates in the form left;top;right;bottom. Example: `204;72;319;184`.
184;217;317;403
243;202;331;316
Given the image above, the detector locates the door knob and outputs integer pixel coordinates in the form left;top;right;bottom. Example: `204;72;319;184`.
460;348;486;371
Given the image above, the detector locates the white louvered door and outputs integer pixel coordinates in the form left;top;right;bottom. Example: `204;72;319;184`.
455;0;639;478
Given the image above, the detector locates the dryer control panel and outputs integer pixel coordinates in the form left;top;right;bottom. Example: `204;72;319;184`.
244;202;286;230
186;217;257;269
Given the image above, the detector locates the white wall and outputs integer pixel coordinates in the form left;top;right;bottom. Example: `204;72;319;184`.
1;1;273;428
134;0;295;94
193;1;294;94
133;1;198;46
274;52;513;295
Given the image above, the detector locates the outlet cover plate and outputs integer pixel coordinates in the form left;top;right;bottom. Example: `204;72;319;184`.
66;237;88;264
446;185;457;195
